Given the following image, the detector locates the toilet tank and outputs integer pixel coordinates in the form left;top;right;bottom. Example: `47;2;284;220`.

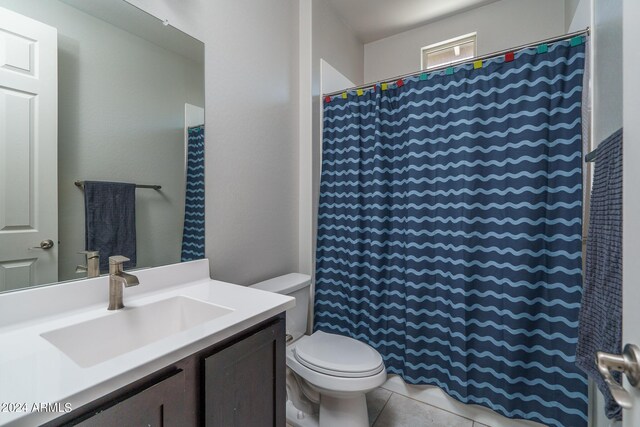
251;273;311;341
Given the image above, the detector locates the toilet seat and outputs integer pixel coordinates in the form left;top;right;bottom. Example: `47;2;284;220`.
293;331;384;378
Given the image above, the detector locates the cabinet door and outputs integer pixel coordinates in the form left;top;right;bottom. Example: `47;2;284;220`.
74;369;185;427
204;320;285;427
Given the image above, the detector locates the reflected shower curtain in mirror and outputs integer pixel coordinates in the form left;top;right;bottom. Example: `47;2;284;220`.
181;125;205;261
315;38;587;427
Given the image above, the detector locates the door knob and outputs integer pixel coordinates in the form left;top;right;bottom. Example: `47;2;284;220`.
29;239;54;250
596;344;640;409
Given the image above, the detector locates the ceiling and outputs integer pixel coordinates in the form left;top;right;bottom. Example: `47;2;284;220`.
326;0;501;44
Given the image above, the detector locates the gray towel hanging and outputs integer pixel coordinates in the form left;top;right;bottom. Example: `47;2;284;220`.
576;128;623;420
83;181;137;273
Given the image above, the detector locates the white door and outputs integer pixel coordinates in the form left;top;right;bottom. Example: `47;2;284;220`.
623;0;640;424
0;7;57;292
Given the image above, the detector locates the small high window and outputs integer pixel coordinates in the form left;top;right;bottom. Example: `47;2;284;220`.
421;33;477;70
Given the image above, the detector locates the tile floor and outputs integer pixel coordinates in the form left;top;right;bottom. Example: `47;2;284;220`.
366;387;489;427
287;386;492;427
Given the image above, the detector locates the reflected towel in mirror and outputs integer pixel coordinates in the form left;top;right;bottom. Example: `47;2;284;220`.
83;181;137;273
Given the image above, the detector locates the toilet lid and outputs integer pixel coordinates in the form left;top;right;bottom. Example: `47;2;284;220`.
294;331;384;378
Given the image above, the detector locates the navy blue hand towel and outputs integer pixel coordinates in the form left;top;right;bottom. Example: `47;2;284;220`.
576;128;623;420
83;181;137;273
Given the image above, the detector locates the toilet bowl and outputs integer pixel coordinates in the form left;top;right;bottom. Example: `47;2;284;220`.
251;274;387;427
287;331;387;427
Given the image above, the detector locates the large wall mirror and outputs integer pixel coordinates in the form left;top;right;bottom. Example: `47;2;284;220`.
0;0;205;293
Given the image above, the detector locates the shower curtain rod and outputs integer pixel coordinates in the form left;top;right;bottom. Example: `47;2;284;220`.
323;27;590;97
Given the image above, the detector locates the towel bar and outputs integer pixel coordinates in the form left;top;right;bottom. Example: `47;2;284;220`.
74;181;161;190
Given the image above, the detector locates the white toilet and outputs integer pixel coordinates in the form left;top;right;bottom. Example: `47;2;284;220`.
251;273;387;427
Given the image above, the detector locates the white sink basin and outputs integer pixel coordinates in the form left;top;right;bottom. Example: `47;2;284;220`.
41;296;233;368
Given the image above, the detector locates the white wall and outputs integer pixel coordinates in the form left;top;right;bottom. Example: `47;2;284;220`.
364;0;565;84
0;0;204;281
202;0;300;285
308;0;364;279
321;59;355;95
566;0;591;32
565;0;580;30
593;0;622;144
299;0;313;276
184;103;205;164
124;0;205;41
124;0;302;286
312;0;364;88
133;0;365;287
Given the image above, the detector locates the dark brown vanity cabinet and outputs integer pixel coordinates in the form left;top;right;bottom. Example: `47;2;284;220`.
204;318;286;427
47;315;286;427
74;370;186;427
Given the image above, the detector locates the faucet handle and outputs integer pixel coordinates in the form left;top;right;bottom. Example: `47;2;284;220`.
78;250;99;258
109;255;130;265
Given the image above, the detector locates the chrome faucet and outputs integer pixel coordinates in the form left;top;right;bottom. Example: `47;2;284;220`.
76;251;100;278
108;256;139;310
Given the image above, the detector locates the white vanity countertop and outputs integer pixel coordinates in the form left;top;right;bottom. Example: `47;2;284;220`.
0;260;295;426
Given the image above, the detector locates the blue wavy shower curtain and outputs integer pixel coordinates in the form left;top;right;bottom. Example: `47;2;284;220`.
181;124;205;261
315;39;587;427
